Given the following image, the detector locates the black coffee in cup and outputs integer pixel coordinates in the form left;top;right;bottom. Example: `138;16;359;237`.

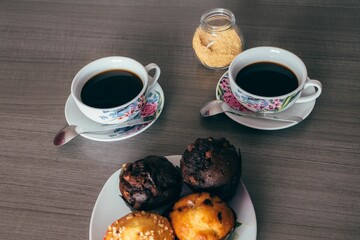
81;70;143;108
235;62;298;97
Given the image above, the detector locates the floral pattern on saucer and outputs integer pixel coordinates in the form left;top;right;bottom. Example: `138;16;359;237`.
216;73;249;112
109;90;163;137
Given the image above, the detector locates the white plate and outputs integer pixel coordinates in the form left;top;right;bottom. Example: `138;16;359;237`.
89;155;257;240
216;71;316;130
65;83;164;141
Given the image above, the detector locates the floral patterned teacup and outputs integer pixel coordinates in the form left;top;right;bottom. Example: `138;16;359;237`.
228;46;322;113
71;56;160;124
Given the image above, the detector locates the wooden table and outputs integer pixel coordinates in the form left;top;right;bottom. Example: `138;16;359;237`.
0;1;359;239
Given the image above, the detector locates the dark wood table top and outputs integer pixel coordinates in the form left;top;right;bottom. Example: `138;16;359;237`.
1;1;359;239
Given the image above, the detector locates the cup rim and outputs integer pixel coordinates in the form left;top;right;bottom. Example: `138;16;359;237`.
229;46;307;99
71;56;148;111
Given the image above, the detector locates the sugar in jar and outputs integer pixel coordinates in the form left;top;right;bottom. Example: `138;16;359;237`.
192;8;244;69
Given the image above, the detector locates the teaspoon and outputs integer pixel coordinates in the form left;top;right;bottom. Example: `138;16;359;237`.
53;115;156;147
200;100;303;123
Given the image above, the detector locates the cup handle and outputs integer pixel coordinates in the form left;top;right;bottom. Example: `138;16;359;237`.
145;63;161;89
295;77;322;103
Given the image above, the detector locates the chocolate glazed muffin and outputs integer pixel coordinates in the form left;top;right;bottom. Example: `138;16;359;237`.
119;155;182;211
180;137;241;200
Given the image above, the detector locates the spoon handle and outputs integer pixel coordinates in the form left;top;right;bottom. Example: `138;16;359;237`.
224;108;303;123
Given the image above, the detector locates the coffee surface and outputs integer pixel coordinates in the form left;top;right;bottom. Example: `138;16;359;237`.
235;62;298;97
81;70;143;108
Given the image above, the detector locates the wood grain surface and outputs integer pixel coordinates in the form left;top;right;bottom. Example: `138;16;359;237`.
0;0;359;239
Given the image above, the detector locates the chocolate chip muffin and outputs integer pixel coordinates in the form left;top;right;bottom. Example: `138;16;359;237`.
119;155;182;211
169;192;235;240
180;137;241;200
104;211;175;240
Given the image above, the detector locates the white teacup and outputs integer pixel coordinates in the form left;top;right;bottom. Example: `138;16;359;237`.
229;46;322;113
71;56;160;124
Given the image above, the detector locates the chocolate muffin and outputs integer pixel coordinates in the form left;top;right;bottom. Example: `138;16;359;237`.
119;155;182;211
170;192;235;240
180;137;241;200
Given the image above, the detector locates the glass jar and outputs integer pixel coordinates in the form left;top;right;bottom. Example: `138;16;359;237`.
192;8;244;69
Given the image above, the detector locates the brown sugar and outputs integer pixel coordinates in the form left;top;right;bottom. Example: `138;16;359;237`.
192;26;243;69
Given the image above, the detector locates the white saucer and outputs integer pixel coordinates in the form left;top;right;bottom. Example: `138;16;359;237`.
216;72;316;130
89;155;257;240
65;83;164;141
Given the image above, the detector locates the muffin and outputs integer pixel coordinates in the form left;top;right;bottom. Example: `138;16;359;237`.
119;155;182;210
181;137;241;200
169;192;235;240
103;211;175;240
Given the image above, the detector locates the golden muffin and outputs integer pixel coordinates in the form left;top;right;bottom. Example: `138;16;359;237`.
103;211;174;240
169;192;235;240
